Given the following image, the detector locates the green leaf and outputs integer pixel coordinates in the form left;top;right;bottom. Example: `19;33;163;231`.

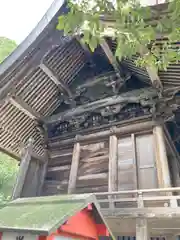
56;0;180;71
89;36;98;52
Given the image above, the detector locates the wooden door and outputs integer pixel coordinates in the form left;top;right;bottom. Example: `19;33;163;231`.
136;134;158;189
117;137;136;191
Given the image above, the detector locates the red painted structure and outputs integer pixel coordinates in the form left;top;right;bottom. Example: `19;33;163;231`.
46;207;109;240
0;206;108;240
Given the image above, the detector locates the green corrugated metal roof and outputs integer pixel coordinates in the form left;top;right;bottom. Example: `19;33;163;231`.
0;194;99;235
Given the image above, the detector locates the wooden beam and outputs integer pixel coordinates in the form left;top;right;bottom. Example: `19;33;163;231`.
50;120;156;147
153;125;171;188
40;63;73;97
100;39;122;77
109;132;118;192
43;87;158;124
68;141;81;194
7;94;42;120
102;207;180;218
12;138;33;199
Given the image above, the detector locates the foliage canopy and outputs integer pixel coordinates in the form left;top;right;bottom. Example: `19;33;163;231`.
0;153;18;204
0;37;17;63
57;0;180;70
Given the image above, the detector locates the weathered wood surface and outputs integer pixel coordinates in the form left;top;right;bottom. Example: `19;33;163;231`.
21;158;40;197
12;138;33;199
153;125;171;188
109;134;118;192
43;141;109;195
49;120;156;147
68;142;81;194
7;94;42;120
43;88;157;124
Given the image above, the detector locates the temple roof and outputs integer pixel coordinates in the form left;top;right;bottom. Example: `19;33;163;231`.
0;0;180;160
0;194;103;235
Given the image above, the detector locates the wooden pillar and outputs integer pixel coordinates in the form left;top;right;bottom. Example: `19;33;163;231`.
108;133;118;192
136;218;149;240
36;124;49;196
153;125;171;188
37;157;48;196
68;141;81;194
12;138;33;200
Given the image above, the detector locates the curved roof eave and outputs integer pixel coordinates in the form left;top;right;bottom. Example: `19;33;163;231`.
0;0;66;77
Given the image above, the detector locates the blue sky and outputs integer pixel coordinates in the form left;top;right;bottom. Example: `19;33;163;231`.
0;0;54;44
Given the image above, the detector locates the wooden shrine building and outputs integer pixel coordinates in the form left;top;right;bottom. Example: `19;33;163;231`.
1;0;180;239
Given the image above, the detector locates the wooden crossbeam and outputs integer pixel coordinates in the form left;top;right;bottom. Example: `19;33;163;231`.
7;94;42;120
40;63;73;97
43;87;157;124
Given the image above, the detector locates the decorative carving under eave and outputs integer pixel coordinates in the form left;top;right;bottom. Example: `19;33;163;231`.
46;88;180;138
47;103;152;138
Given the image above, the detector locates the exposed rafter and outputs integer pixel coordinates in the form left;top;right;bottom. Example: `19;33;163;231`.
96;23;163;91
39;63;73;97
139;47;163;91
100;39;122;78
75;36;92;59
6;94;42;120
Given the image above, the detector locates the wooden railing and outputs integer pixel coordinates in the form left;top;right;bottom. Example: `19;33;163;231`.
95;187;180;218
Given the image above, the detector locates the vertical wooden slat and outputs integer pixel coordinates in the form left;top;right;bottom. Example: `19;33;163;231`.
108;134;118;192
132;134;138;190
153;125;171;188
68;141;81;194
12;138;33;200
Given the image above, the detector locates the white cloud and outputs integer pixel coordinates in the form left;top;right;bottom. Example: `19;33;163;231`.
0;0;54;44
